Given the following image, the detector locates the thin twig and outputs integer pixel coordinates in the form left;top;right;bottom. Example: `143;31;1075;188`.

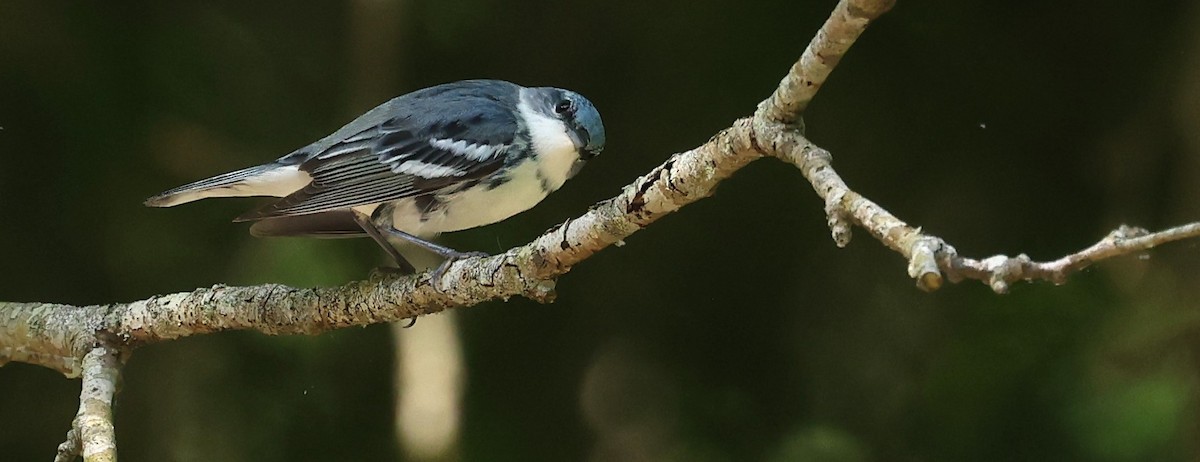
943;223;1200;293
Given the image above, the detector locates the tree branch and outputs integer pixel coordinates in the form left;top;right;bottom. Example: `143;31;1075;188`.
757;0;895;124
3;0;1200;457
766;130;1200;292
54;346;121;462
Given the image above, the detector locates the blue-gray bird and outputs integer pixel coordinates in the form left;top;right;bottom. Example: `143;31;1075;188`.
146;80;606;276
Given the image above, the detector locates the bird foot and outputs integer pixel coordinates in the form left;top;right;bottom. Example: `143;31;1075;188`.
429;251;490;287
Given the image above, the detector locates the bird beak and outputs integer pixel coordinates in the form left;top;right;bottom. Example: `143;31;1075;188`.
567;128;599;160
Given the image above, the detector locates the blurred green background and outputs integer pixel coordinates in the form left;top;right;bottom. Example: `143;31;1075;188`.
3;0;1200;460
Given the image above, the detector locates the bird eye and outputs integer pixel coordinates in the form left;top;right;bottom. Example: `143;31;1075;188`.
554;99;575;116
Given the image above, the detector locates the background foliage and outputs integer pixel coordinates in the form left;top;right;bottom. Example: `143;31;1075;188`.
3;0;1199;460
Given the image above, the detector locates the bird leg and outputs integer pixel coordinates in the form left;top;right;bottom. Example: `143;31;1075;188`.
352;211;417;274
378;225;488;283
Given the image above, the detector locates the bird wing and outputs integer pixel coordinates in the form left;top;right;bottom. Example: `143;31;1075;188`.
236;86;520;221
248;210;367;238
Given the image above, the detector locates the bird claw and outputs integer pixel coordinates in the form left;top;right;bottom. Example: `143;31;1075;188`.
429;251;490;287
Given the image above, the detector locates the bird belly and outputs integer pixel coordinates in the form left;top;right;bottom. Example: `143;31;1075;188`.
388;160;554;236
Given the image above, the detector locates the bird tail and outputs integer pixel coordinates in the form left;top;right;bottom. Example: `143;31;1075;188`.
144;163;300;208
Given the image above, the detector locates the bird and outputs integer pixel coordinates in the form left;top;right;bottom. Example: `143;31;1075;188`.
146;79;606;279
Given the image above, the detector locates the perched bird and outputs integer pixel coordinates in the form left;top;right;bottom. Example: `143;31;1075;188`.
146;79;606;277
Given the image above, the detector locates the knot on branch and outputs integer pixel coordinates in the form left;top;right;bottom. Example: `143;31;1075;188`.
908;237;945;292
939;251;1042;294
1108;224;1151;243
982;254;1034;294
825;189;853;247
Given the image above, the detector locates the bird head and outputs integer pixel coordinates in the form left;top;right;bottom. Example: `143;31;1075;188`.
554;90;605;160
528;88;605;160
